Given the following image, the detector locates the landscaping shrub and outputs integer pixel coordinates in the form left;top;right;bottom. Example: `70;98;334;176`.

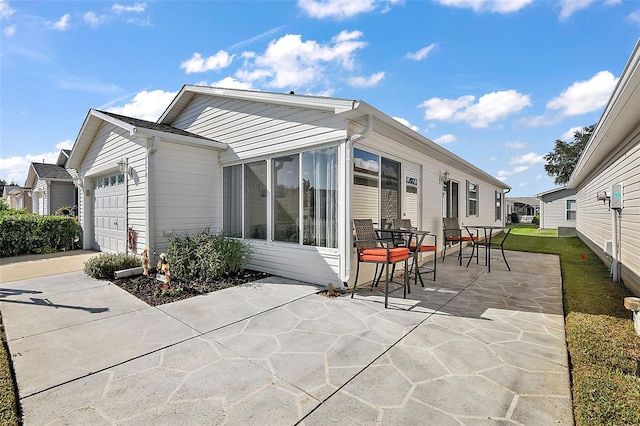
0;210;81;257
83;253;141;280
168;228;253;282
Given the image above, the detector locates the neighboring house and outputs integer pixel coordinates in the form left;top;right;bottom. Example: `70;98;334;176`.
505;196;539;223
2;185;20;208
3;186;33;212
536;187;577;230
567;39;640;296
68;86;510;288
25;151;76;215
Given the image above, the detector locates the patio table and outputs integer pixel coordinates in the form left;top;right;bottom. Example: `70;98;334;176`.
463;225;508;273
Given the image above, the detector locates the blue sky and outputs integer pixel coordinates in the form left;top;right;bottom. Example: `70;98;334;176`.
1;0;639;197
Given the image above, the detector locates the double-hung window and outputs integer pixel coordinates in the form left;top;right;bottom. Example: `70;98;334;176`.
566;199;577;221
495;191;502;221
467;181;478;216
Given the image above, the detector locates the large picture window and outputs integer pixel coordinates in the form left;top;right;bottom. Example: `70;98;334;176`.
245;161;267;239
223;165;242;237
273;155;299;242
303;147;338;248
222;147;338;248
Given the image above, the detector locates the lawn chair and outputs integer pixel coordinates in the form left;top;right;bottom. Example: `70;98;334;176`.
442;217;477;265
392;218;437;285
352;219;410;308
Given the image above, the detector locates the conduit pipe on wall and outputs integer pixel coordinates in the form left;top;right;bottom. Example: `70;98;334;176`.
342;114;373;288
146;136;161;264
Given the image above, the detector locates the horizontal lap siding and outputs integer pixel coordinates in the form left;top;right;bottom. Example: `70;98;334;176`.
171;95;347;161
152;142;219;255
576;136;640;295
80;123;147;250
540;191;576;229
168;95;346;282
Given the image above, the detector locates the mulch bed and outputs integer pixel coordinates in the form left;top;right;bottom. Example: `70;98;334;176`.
112;270;271;307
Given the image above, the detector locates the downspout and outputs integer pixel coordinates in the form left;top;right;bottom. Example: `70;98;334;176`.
342;114;373;287
146;136;161;263
504;188;511;225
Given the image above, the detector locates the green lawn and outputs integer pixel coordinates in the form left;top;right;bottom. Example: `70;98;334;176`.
0;313;20;425
503;226;640;426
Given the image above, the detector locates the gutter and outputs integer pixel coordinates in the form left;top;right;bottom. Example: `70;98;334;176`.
342;113;373;287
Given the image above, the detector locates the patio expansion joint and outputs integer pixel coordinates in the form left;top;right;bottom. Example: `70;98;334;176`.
19;287;324;402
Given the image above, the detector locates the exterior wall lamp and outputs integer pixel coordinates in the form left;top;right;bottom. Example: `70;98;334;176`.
117;158;133;177
439;170;450;185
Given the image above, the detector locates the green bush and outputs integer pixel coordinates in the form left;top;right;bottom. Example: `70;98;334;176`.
168;228;253;282
0;211;81;257
532;214;540;225
83;253;141;280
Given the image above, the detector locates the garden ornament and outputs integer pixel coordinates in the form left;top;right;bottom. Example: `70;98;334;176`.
141;247;150;276
157;252;170;284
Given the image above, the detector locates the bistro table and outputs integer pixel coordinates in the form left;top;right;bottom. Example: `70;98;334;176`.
379;228;435;286
463;225;509;273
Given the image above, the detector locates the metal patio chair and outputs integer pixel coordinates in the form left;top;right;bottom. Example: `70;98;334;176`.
352;219;410;308
392;218;437;285
442;217;477;265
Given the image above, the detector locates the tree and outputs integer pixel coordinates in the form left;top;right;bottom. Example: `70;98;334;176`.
544;124;596;186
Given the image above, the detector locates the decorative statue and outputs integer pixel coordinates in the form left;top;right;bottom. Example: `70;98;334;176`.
141;248;150;276
157;253;170;284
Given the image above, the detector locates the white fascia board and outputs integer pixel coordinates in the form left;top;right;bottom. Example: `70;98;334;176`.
176;85;355;114
536;187;567;198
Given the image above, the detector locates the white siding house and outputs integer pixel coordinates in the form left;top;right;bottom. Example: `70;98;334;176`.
69;86;510;288
537;187;577;230
24;155;75;216
567;39;640;296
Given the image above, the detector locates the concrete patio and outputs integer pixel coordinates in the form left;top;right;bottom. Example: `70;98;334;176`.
0;248;573;425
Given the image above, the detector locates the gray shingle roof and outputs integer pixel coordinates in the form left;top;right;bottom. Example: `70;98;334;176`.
32;163;72;180
97;110;214;142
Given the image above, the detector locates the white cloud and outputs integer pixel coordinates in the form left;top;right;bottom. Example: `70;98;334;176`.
112;2;146;14
496;165;529;181
0;0;14;20
3;24;15;36
559;0;593;19
434;134;456;144
505;140;526;149
561;126;583;141
348;71;385;87
407;43;436;61
0;140;73;185
488;157;497;161
297;0;398;19
419;90;531;128
392;116;419;132
235;30;368;90
510;152;545;165
83;11;104;27
353;157;379;172
51;14;71;31
629;10;640;25
210;76;253;90
181;51;235;74
436;0;533;13
546;71;617;116
106;89;177;122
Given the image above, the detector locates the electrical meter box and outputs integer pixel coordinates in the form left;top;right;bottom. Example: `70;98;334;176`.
611;184;623;209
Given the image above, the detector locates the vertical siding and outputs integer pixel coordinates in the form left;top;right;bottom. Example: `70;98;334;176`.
79;123;147;251
576;136;640;294
152;141;221;254
171;95;347;161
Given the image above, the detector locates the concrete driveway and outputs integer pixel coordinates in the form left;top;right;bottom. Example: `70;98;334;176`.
0;249;573;425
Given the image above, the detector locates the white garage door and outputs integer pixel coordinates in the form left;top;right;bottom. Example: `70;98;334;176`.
93;173;126;252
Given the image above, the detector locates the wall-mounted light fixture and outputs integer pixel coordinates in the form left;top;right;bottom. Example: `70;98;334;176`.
117;158;133;177
439;170;450;185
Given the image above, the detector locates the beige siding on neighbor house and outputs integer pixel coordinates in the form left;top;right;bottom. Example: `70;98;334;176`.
79;122;147;252
576;136;640;295
171;94;347;162
539;189;577;229
152;141;220;255
49;181;75;214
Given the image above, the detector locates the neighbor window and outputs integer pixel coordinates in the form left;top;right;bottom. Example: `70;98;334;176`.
467;181;478;216
566;199;577;221
495;191;502;221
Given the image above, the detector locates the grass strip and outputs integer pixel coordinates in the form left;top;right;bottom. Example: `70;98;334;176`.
0;312;20;425
504;228;640;426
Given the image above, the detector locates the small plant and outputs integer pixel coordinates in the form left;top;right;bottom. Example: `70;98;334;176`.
167;227;253;282
83;253;141;280
154;284;184;297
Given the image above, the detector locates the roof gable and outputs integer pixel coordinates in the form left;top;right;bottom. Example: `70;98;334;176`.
25;163;72;186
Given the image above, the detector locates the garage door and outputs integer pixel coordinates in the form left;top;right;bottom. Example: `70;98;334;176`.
93;173;126;252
